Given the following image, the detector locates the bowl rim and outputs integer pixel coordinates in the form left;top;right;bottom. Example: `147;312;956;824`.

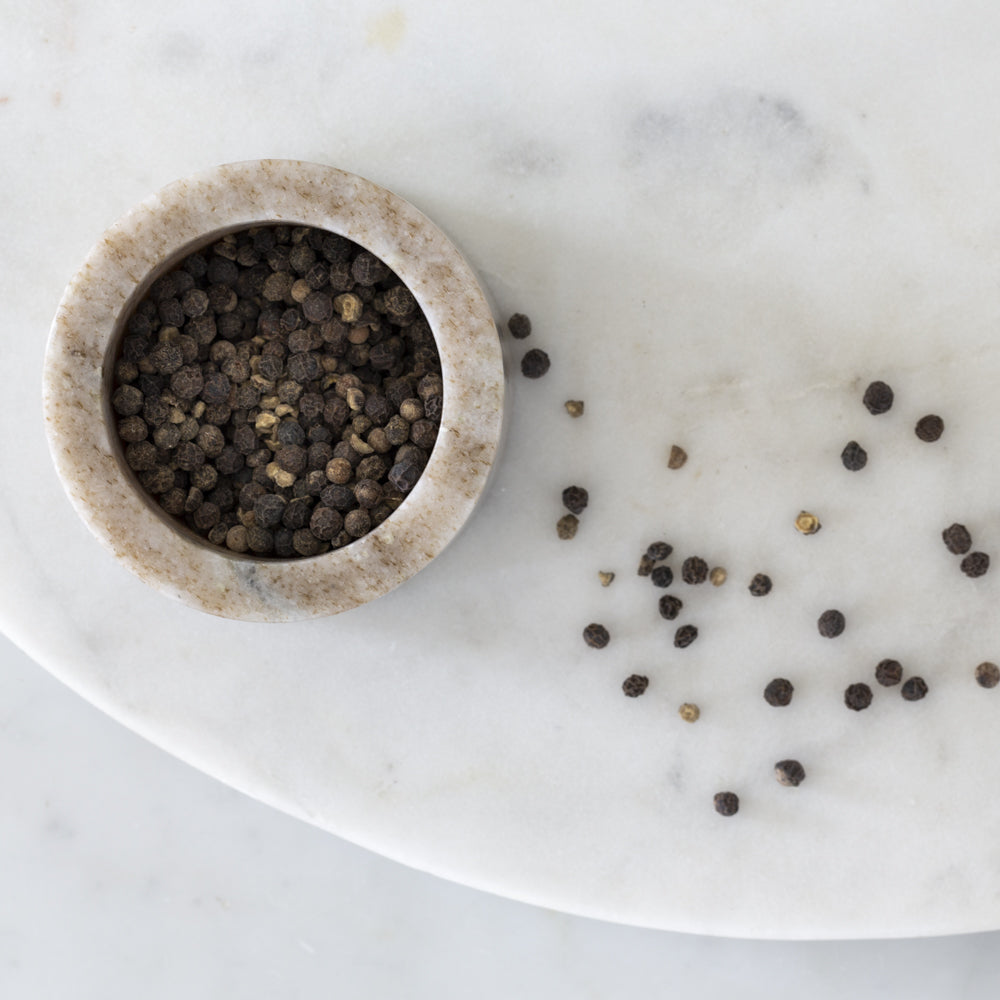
42;159;505;621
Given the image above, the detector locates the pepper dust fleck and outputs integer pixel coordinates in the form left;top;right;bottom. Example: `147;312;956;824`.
901;677;928;701
681;557;708;585
658;594;683;620
818;609;846;638
556;514;579;540
667;445;688;470
875;659;903;687
844;683;873;711
678;702;700;722
713;792;739;817
961;552;990;578
507;313;532;339
763;678;794;707
598;571;615;587
915;414;944;442
942;523;972;555
709;566;727;586
795;511;821;535
748;573;772;597
520;348;550;379
583;623;610;649
841;440;868;471
562;485;589;515
622;674;649;698
774;760;806;787
975;662;1000;688
674;624;698;648
863;380;894;415
564;400;584;418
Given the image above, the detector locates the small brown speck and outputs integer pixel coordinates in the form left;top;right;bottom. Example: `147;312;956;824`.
709;566;727;586
556;514;578;540
598;571;615;587
565;400;584;418
667;445;688;469
975;662;1000;688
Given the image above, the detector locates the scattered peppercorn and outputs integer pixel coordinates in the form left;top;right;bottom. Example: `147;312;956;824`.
556;514;579;540
841;440;868;471
975;662;1000;688
678;702;700;722
674;624;698;648
942;523;972;555
583;623;610;649
875;658;903;687
598;571;615;587
507;313;532;339
844;683;873;711
763;678;794;707
564;400;584;418
794;511;821;535
520;348;550;379
774;760;806;787
961;552;990;578
646;541;673;562
818;609;846;638
748;573;772;597
650;565;673;588
637;554;655;577
713;792;739;817
622;674;649;698
915;414;944;442
901;677;928;701
862;380;894;415
658;594;683;620
681;556;708;585
562;485;589;515
667;445;688;469
709;566;727;586
112;224;442;557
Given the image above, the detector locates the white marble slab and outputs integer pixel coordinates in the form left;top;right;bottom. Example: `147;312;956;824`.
6;0;1000;937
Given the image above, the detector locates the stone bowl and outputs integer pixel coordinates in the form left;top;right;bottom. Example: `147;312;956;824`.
42;159;506;622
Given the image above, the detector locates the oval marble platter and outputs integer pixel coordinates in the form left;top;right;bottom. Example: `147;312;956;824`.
9;1;1000;940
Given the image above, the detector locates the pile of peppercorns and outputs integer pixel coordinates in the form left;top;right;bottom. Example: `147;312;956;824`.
111;224;443;558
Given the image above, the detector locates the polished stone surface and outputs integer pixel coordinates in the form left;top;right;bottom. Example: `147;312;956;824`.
6;0;1000;938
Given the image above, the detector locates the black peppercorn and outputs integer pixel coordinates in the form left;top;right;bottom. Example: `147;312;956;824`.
562;485;589;515
942;523;972;555
637;554;655;577
901;677;928;701
844;683;873;711
507;313;532;339
818;609;846;638
622;674;649;698
681;557;708;585
841;440;868;471
915;414;944;442
646;541;672;562
961;552;990;578
763;678;794;707
975;662;1000;688
658;594;683;620
748;573;772;597
774;760;806;787
520;349;550;379
674;624;698;648
862;380;894;415
650;565;673;588
713;792;739;817
875;659;903;687
583;623;610;649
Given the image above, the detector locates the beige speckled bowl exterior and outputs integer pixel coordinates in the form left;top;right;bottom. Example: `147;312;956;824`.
43;160;506;622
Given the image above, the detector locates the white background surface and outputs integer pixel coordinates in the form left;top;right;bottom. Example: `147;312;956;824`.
4;629;1000;999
